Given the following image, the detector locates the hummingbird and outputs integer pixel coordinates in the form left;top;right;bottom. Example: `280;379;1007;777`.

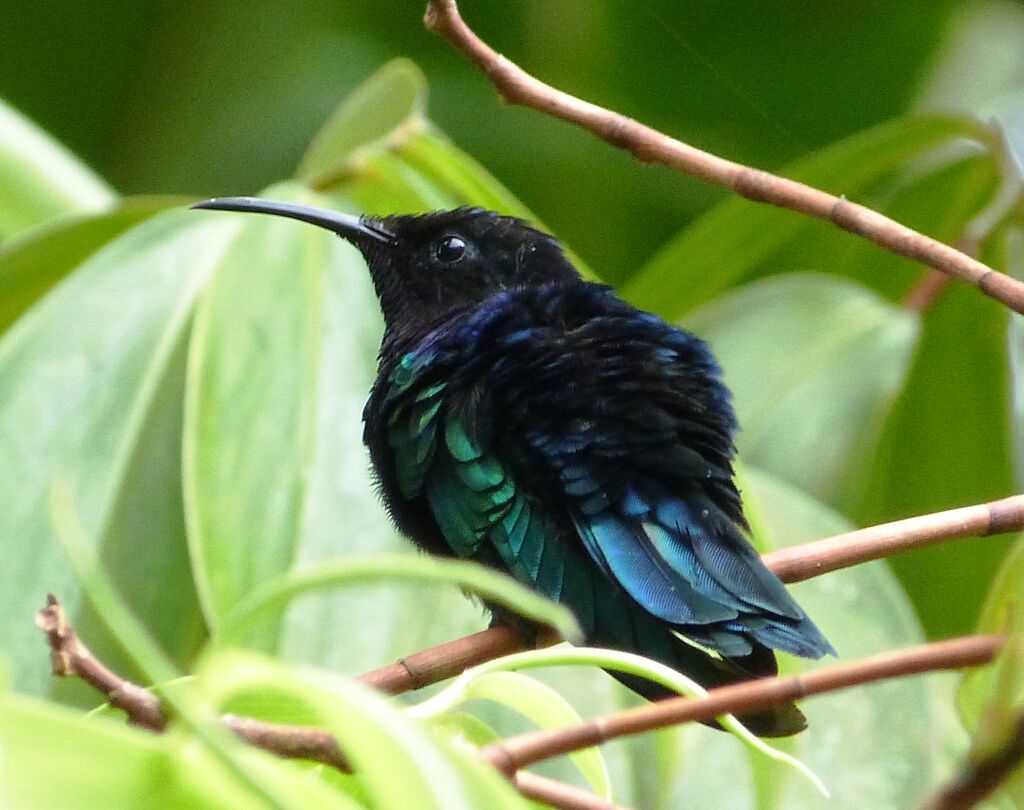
193;198;834;735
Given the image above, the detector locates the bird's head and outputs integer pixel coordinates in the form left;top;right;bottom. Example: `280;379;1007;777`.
192;198;580;330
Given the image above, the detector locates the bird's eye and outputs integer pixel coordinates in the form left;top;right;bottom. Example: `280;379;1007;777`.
433;235;467;264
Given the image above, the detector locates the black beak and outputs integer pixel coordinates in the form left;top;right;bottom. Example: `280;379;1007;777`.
192;197;393;245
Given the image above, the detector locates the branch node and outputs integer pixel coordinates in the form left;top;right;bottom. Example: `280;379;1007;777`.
988;496;1024;536
829;195;859;232
395;655;432;691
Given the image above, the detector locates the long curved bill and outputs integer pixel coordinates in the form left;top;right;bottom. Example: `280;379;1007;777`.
192;197;393;244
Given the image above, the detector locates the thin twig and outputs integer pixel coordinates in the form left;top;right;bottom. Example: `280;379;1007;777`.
36;597;616;810
35;594;166;730
761;493;1024;584
919;714;1024;810
423;0;1024;315
358;625;532;693
480;635;1003;775
903;270;952;313
221;714;350;771
514;771;628;810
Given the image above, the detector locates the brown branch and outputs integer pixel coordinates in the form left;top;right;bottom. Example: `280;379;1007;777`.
221;714;350;771
761;493;1024;584
480;634;1003;775
35;594;166;730
919;713;1024;810
903;270;952;314
423;0;1024;316
514;771;628;810
355;493;1024;696
223;715;629;810
358;625;532;693
37;597;616;810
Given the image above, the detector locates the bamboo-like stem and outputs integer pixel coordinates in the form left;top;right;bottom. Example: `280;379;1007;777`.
480;635;1003;775
423;0;1024;315
761;493;1024;584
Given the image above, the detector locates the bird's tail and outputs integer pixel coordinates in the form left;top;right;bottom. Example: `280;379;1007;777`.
590;603;807;737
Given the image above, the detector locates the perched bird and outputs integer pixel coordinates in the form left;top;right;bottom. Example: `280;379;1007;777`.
193;198;835;735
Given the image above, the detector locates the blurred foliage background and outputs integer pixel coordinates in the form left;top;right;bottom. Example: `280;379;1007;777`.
2;0;1018;282
2;1;1024;808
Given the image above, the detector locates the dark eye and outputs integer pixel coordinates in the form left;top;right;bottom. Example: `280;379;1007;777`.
434;235;466;264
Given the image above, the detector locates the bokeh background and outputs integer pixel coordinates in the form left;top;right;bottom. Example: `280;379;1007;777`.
3;0;1020;285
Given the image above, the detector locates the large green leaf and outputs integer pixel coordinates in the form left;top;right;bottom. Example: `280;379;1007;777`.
1007;228;1024;488
184;183;336;646
0;99;116;240
0;196;184;335
0;211;234;696
298;58;428;189
0;690;366;810
683;274;918;513
197;650;530;810
623;115;988;318
860;256;1015;639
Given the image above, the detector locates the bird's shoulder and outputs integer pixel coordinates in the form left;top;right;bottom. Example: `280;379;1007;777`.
398;281;724;385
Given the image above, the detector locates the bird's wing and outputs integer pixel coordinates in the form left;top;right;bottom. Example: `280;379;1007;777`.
381;287;831;660
381;342;600;633
504;300;832;659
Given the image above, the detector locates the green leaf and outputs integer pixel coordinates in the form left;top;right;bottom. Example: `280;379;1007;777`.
0;99;116;240
960;533;1024;730
427;670;612;801
398;131;541;219
623;115;988;317
0;694;226;810
198;649;530;810
683;274;918;512
184;182;334;647
218;553;581;645
47;483;362;810
0;196;184;335
1008;227;1024;488
957;529;1024;808
412;644;825;798
0;691;365;810
341;150;461;213
434;711;502;749
860;237;1015;639
0;210;232;696
298;59;428;189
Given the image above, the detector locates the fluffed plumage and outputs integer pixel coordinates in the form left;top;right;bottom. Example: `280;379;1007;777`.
192;199;835;736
